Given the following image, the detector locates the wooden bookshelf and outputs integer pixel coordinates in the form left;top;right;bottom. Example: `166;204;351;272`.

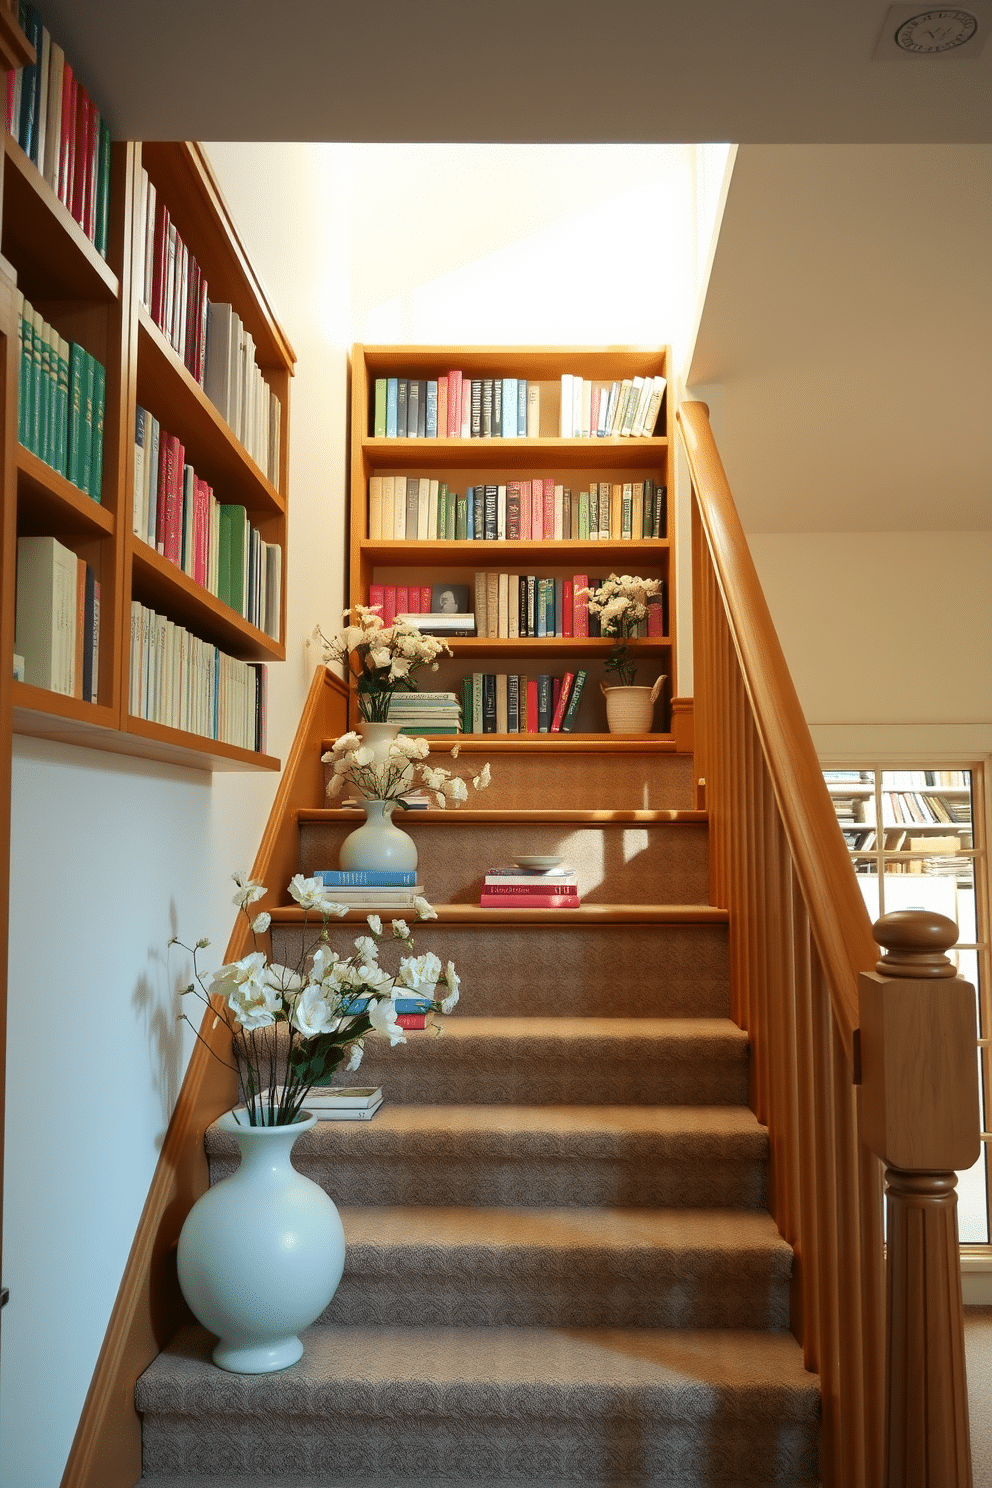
0;118;295;771
348;344;674;738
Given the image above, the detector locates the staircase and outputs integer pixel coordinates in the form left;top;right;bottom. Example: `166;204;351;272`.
133;740;820;1488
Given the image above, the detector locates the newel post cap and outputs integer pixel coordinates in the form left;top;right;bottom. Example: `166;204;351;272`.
872;909;958;979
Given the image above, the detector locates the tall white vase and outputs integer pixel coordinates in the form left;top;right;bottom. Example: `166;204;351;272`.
356;717;402;762
176;1109;345;1373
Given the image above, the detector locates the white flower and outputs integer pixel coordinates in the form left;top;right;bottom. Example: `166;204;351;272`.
353;934;379;961
288;874;326;909
473;763;492;791
325;773;344;799
310;946;341;981
369;645;392;669
441;961;460;1013
450;742;461;759
368;996;406;1046
345;1042;364;1071
251;911;271;933
292;983;338;1037
444;776;468;804
391;919;410;939
367;914;383;935
210;952;282;1030
232;873;266;909
354;962;395;995
421;765;448;790
413;897;437;921
398;951;442;994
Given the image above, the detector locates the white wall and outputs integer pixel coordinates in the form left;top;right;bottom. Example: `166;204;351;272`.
1;141;726;1488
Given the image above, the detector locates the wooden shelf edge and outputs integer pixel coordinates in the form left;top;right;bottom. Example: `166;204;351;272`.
300;806;705;824
13;697;279;772
0;6;34;68
270;902;728;925
319;733;679;754
3;134;119;299
16;448;116;533
130;542;285;661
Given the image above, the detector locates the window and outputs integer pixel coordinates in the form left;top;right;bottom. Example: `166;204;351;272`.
824;766;990;1244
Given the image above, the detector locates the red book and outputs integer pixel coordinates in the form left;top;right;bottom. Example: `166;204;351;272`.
543;478;555;539
446;371;462;437
70;87;89;228
155;436;170;554
436;376;448;440
531;480;544;540
481;882;579;897
519;480;531;539
479;893;580;909
526;678;538;733
58;65;75;207
419;585;432;610
165;436;184;564
562;580;574;638
381;586;397;625
394;585;409;615
550;672;576;732
406;588;421;614
369;583;385;613
572;575;589;638
151;202;170;327
192;477;210;587
395;1012;428;1029
646;593;664;636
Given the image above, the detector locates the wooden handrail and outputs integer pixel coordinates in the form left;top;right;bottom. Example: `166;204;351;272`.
678;401;876;1062
678;399;978;1486
59;665;349;1488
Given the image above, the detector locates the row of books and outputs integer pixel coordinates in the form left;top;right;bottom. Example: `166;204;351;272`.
133;407;282;639
480;862;580;910
313;868;428;918
134;179;282;486
373;373;540;440
559;375;666;440
17;294;106;502
368;475;667;543
14;535;99;700
372;576;666;642
129;601;267;752
462;670;587;735
5;4;112;256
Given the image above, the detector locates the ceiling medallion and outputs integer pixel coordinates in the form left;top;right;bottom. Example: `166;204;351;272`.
894;8;979;51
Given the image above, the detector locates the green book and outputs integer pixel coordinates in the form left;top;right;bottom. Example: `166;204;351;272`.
89;357;106;502
455;494;468;541
77;351;96;496
436;482;448;540
222;504;248;614
560;670;587;733
30;307;44;457
66;342;86;487
37;320;51;467
217;506;233;607
17;294;30;449
55;337;70;476
471;672;483;734
445;485;456;539
373;378;387;437
579;489;590;540
461;675;473;733
95;119;112;258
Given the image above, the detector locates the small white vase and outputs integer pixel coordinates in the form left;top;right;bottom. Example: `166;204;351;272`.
176;1108;345;1373
356;717;401;762
601;676;666;735
340;798;418;872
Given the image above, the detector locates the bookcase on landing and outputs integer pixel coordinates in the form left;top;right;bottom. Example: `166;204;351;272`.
349;345;675;739
0;112;293;770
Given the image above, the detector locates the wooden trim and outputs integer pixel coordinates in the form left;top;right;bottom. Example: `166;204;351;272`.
58;666;348;1488
670;696;694;753
0;5;33;69
678;401;876;1062
270;901;728;927
299;807;707;825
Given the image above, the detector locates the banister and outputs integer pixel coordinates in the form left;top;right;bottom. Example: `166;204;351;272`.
678;400;877;1064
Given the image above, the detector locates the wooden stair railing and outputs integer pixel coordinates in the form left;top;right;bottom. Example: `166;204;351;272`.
678;400;979;1487
59;665;350;1488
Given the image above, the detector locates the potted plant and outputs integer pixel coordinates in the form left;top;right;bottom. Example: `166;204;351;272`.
577;574;665;734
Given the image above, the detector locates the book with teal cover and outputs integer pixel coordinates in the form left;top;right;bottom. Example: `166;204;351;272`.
222;505;248;614
89;357;106;501
67;342;87;488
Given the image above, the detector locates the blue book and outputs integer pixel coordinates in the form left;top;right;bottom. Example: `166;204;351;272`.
517;379;528;435
507;673;520;733
426;380;438;437
341;996;432;1015
501;379;517;436
466;486;474;537
314;868;418;886
385;378;398;437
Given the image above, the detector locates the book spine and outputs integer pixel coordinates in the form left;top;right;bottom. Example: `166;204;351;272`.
559;670;587;732
479;893;580;909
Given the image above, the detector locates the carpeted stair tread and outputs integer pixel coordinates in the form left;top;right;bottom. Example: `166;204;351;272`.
324;1205;792;1328
250;1016;750;1106
137;1324;819;1485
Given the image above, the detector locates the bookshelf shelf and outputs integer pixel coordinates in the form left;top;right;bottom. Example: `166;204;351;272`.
349;343;674;737
1;67;294;773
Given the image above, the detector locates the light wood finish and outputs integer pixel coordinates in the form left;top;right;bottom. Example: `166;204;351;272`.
860;911;978;1488
0;131;294;772
58;666;349;1488
272;900;729;927
0;1;33;69
681;398;937;1487
348;345;674;737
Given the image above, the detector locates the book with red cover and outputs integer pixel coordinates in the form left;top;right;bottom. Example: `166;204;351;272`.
572;574;589;637
505;480;521;540
405;587;420;614
419;584;432;611
479;892;580;909
646;590;665;637
531;480;543;540
519;480;531;539
562;579;574;638
395;1012;428;1029
481;882;579;897
543;479;555;540
70;86;89;229
550;672;576;732
163;435;184;564
526;677;538;733
394;586;409;616
155;435;170;554
192;476;210;587
369;583;385;613
381;586;397;626
446;370;462;437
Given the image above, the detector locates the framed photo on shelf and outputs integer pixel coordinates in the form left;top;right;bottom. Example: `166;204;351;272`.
431;583;470;615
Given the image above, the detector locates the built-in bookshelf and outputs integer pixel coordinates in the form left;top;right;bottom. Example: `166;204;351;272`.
0;13;294;773
349;345;674;738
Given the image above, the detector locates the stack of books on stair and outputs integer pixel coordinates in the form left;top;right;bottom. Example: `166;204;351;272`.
386;691;462;735
314;868;425;909
479;859;580;909
272;1085;384;1120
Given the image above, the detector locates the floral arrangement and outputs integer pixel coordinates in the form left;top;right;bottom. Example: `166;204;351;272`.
577;573;662;687
175;872;459;1126
314;606;452;722
322;733;492;808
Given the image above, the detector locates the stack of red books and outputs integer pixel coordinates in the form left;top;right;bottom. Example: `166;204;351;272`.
479;861;580;910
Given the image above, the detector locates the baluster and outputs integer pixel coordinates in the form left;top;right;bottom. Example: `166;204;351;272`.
859;910;979;1488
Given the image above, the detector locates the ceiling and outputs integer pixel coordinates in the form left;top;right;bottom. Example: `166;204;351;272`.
36;2;991;533
34;0;992;144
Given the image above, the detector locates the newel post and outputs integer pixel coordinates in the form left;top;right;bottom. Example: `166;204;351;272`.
859;909;980;1488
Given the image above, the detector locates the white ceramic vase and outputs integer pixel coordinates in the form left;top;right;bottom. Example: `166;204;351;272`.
340;797;418;871
176;1108;345;1373
601;675;666;735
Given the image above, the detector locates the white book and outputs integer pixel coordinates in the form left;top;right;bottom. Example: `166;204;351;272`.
427;478;440;539
393;473;406;540
629;377;653;437
497;485;507;541
143;176;157;309
43;41;64;191
642;376;666;438
381;474;394;541
621;376;644;437
560;374;572;437
15;535;77;694
417;476;430;541
35;26;50;177
581;378;592;439
264;543;282;641
526;383;540;437
572;376;582;439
